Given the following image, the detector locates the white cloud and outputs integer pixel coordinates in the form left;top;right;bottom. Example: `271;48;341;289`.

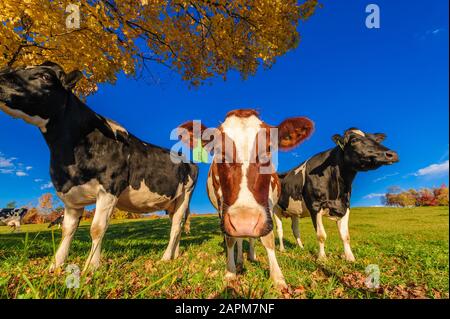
16;171;28;177
431;28;444;35
40;182;53;190
364;193;386;199
374;172;399;182
414;160;449;177
0;156;15;168
34;178;43;182
0;151;34;177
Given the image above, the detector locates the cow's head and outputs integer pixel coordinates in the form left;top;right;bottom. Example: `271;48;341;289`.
179;109;314;238
333;128;399;171
0;62;83;132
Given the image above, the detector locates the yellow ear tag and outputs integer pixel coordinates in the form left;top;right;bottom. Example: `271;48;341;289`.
193;138;208;163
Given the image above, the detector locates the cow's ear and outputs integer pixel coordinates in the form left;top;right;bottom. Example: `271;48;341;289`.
278;117;314;151
373;133;386;143
64;70;83;90
332;134;344;147
177;121;209;149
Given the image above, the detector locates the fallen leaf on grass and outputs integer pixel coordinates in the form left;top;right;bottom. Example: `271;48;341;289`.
106;287;123;298
144;260;157;273
380;283;429;299
311;269;328;282
332;287;345;298
341;271;366;289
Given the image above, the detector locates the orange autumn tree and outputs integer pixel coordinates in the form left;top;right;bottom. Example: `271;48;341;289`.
0;0;318;95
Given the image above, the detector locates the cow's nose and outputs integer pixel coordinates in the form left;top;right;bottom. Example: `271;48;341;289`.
223;208;270;238
385;151;399;162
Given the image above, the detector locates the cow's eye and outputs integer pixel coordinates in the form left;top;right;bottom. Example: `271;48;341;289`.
351;138;360;145
38;74;52;81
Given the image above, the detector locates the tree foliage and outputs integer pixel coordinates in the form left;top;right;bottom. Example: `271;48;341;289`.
385;185;449;207
0;0;318;95
6;201;16;208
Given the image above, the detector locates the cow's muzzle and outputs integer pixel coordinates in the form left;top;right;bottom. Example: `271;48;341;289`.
222;207;272;238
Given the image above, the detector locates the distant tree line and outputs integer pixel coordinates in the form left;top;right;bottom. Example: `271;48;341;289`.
384;185;449;207
19;193;152;225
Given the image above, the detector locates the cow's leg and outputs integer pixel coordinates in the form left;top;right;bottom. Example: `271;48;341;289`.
236;238;243;265
172;208;188;259
273;207;285;252
183;210;191;234
173;231;182;260
337;209;355;262
248;238;257;262
84;192;117;272
225;236;237;280
315;210;327;260
161;204;185;261
261;231;287;290
291;216;304;248
162;185;193;261
50;207;83;272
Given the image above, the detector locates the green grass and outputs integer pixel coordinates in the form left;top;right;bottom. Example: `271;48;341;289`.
0;207;448;299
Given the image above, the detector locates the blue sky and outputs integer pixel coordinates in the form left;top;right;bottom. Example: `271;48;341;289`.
0;0;448;211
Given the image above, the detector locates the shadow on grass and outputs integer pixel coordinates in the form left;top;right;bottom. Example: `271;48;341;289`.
0;216;222;260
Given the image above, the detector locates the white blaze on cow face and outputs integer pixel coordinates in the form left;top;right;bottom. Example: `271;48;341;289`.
221;114;266;207
221;114;263;164
218;113;272;238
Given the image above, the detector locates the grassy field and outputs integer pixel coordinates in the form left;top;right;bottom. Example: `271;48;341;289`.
0;206;448;299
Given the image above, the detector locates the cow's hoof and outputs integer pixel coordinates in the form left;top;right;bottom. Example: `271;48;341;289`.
317;254;327;261
161;254;172;261
344;254;356;262
83;262;100;273
49;264;63;275
274;279;288;291
248;255;257;262
296;241;304;249
279;246;285;252
224;271;237;281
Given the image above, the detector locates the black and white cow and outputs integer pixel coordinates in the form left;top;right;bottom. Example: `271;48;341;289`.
48;214;64;229
0;62;198;272
0;208;28;231
274;128;399;261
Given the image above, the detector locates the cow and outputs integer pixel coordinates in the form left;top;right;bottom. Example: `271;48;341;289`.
48;214;64;229
0;62;198;272
274;128;399;261
0;208;28;231
178;109;314;289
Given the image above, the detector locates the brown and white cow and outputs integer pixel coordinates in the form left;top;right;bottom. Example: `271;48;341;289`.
178;109;314;289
